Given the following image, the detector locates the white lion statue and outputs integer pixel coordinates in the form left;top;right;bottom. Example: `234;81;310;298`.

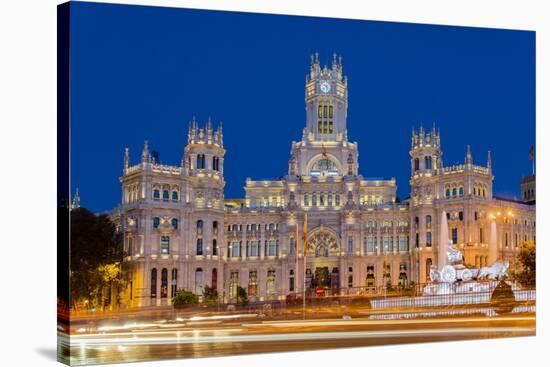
478;261;509;280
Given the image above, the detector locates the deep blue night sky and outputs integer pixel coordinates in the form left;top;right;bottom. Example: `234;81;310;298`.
70;2;535;213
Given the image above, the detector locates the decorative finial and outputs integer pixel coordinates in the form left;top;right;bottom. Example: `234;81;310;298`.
487;150;492;169
124;147;130;170
465;144;472;164
141;140;149;163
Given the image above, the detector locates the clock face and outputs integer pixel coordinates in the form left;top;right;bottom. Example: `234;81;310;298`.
320;81;331;93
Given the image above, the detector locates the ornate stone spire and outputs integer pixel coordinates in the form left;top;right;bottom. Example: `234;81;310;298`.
487;150;492;170
123;147;130;171
465;144;472;165
141;140;149;163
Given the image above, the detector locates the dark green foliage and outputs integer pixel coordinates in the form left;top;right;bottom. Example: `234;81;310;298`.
202;286;219;305
236;286;248;306
172;290;199;308
511;240;536;287
70;208;123;309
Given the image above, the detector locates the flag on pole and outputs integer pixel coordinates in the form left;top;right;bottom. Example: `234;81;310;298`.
528;145;534;160
302;213;308;256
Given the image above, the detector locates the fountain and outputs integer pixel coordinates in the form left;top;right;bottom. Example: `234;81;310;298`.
424;213;509;296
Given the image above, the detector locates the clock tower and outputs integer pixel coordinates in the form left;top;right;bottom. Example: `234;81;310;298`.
304;52;348;143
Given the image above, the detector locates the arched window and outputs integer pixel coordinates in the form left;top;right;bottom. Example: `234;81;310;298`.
426;258;432;282
161;268;168;298
266;270;276;297
425;215;432;229
212;239;218;256
196;238;203;256
424;156;432;170
212;268;218;290
195;268;204;295
197;154;206;169
445;189;451;198
172;191;179;202
153;189;160;200
150;268;157;298
153;217;160;228
197;220;203;231
312;193;317;206
171;218;178;229
459;187;464;196
452;188;457;197
304;194;309;207
310;158;339;176
248;270;258;297
162;190;169;201
171;268;177;297
230;271;239;300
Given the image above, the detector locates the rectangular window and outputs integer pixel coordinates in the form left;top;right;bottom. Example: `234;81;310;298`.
399;235;408;252
347;236;353;253
479;228;484;243
426;232;432;247
249;240;258;257
383;236;389;253
268;240;277;257
232;241;239;257
335;194;340;206
290;238;295;255
196;238;203;255
367;236;375;253
160;236;170;254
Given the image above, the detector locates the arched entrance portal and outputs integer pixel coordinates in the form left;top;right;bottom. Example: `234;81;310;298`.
307;228;340;296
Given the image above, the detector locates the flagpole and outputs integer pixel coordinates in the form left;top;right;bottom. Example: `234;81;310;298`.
302;213;308;320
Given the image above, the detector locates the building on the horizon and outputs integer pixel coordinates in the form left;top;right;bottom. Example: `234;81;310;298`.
118;54;535;307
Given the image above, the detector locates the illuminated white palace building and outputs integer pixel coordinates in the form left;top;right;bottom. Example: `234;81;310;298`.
119;54;535;307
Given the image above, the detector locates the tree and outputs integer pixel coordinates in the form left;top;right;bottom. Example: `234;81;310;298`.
172;290;199;309
510;240;536;287
236;286;248;306
70;208;124;310
202;286;219;305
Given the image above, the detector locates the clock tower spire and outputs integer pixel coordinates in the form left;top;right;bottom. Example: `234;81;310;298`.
304;52;348;143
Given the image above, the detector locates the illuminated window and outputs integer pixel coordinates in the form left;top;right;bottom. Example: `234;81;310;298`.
248;271;258;297
230;271;239;300
267;270;276;296
160;236;170;254
171;268;177;297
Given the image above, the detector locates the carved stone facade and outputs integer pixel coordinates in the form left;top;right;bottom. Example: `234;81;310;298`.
119;55;535;307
